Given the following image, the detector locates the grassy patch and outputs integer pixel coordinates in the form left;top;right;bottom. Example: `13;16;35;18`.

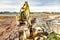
47;32;60;40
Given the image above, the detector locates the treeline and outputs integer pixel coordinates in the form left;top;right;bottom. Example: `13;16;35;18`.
0;11;60;14
0;11;19;14
31;12;60;14
0;11;32;14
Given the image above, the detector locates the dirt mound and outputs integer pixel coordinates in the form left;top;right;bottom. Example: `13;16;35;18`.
0;16;19;40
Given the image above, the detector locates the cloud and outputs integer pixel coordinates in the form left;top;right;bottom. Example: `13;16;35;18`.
30;6;60;12
0;5;20;12
0;0;18;6
0;0;60;12
29;0;60;6
28;1;42;6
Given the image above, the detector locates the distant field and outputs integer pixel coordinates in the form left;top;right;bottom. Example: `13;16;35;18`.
0;16;16;19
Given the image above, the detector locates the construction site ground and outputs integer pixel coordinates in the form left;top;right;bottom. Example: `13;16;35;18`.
0;13;60;40
0;16;46;40
0;16;19;40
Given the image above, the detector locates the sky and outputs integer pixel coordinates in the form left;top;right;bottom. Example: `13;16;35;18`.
0;0;60;12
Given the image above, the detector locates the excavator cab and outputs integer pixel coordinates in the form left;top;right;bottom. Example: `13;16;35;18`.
23;12;26;19
19;12;27;26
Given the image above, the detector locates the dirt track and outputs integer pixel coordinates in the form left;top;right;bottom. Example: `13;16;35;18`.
0;16;19;40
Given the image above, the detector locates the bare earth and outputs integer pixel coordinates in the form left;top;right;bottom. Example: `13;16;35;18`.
0;16;19;40
0;14;60;40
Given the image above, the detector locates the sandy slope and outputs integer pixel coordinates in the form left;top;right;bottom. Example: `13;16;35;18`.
0;16;19;40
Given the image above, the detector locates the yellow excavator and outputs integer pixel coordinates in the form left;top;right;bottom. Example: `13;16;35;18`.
16;1;33;40
16;1;45;40
16;1;31;26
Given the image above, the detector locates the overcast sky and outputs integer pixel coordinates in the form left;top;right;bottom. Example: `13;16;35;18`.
0;0;60;12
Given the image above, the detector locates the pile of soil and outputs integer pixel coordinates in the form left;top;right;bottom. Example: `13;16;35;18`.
0;16;19;40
